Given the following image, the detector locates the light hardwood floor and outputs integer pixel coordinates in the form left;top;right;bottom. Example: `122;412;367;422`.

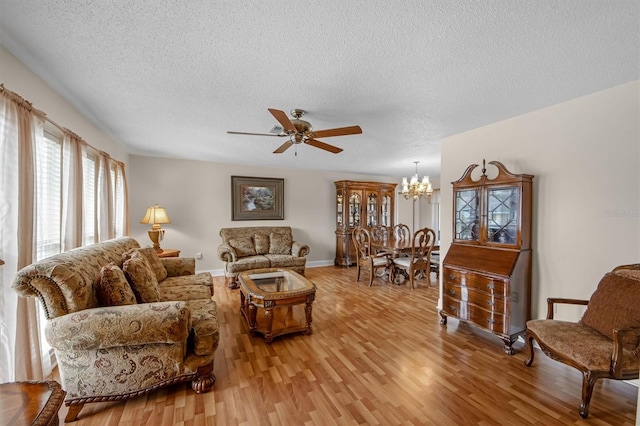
52;266;637;425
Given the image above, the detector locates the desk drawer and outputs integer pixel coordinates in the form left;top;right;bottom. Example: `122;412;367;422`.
442;295;507;335
443;267;508;296
443;283;506;313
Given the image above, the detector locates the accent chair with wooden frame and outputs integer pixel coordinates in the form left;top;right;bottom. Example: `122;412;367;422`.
524;264;640;418
352;227;390;287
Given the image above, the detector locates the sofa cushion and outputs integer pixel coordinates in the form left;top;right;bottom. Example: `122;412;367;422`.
225;255;270;274
254;233;270;255
159;272;213;290
160;285;213;302
580;272;640;349
123;247;168;282
265;254;307;269
228;236;257;257
269;232;292;255
96;263;137;306
123;256;161;303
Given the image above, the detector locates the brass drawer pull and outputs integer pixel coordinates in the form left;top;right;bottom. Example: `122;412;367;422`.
487;318;495;324
449;274;456;281
487;283;495;290
487;300;495;306
448;289;456;295
449;305;457;312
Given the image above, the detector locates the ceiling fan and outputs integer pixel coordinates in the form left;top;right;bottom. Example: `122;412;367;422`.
227;108;362;154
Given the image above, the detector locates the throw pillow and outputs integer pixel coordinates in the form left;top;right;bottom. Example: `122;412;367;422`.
580;272;640;349
122;247;168;282
269;232;292;255
96;263;137;306
228;236;257;257
122;256;161;303
254;233;270;255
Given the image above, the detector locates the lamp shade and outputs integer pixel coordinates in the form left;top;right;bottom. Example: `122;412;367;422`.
140;204;171;227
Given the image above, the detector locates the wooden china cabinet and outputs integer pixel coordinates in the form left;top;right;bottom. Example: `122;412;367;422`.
440;160;534;354
334;180;397;266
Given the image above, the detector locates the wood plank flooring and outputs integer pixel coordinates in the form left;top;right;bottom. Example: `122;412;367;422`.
52;266;637;425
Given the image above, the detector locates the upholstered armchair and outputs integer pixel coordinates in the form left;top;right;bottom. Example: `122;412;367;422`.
12;237;219;422
524;264;640;418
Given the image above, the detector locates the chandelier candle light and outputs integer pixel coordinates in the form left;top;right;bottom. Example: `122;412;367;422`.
140;204;171;253
401;161;433;200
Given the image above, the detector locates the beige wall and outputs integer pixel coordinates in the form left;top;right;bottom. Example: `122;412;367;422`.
128;155;420;273
0;46;128;164
440;81;640;322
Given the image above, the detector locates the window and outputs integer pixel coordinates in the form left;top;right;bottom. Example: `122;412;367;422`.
35;131;62;261
83;151;96;245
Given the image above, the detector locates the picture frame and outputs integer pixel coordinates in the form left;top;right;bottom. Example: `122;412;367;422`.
231;176;284;221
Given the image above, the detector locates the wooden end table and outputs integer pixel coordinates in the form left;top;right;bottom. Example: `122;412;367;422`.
157;248;180;258
0;380;65;426
239;268;316;343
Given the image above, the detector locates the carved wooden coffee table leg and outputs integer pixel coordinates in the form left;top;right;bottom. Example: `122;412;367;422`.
305;294;315;335
264;300;275;343
248;303;257;335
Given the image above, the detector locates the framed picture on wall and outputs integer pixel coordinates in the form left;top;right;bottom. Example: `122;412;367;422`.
231;176;284;220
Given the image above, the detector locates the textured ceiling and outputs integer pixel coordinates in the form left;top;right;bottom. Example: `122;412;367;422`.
1;1;638;178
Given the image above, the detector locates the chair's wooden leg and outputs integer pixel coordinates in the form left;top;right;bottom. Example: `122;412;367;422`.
368;265;374;287
579;372;597;418
65;403;84;423
524;332;535;366
355;264;361;282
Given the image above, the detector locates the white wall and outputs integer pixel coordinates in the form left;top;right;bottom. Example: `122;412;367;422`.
128;155;417;273
0;46;128;163
440;81;640;322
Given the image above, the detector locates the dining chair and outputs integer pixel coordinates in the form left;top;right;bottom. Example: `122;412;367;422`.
390;227;437;289
352;227;390;287
392;223;411;240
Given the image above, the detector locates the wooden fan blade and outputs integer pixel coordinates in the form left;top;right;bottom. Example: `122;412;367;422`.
273;141;294;154
311;125;362;139
268;108;297;133
227;131;284;136
305;138;343;154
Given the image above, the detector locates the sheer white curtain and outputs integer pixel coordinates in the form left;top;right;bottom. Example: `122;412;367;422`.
0;88;50;382
0;86;129;382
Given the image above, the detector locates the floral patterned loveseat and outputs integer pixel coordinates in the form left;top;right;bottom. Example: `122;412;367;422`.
217;226;310;288
12;237;219;422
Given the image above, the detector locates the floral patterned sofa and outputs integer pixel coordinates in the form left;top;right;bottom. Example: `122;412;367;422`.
217;226;310;289
12;237;219;422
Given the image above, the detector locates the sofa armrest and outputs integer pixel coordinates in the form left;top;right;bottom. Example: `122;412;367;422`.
545;298;589;319
218;243;238;262
45;301;190;351
292;241;310;257
612;327;640;378
162;257;196;276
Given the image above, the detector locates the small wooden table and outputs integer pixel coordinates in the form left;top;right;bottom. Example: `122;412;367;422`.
157;248;180;258
0;381;65;426
239;268;316;343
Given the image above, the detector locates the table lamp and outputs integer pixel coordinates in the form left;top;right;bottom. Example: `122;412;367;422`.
140;204;171;252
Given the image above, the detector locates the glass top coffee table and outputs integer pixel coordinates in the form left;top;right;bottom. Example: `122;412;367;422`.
238;268;316;343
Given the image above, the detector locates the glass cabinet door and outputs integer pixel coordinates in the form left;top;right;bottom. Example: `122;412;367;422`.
348;191;361;227
336;190;343;227
486;186;519;245
455;189;480;241
381;194;391;227
366;193;378;226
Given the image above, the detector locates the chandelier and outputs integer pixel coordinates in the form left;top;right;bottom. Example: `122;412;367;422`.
401;161;433;200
